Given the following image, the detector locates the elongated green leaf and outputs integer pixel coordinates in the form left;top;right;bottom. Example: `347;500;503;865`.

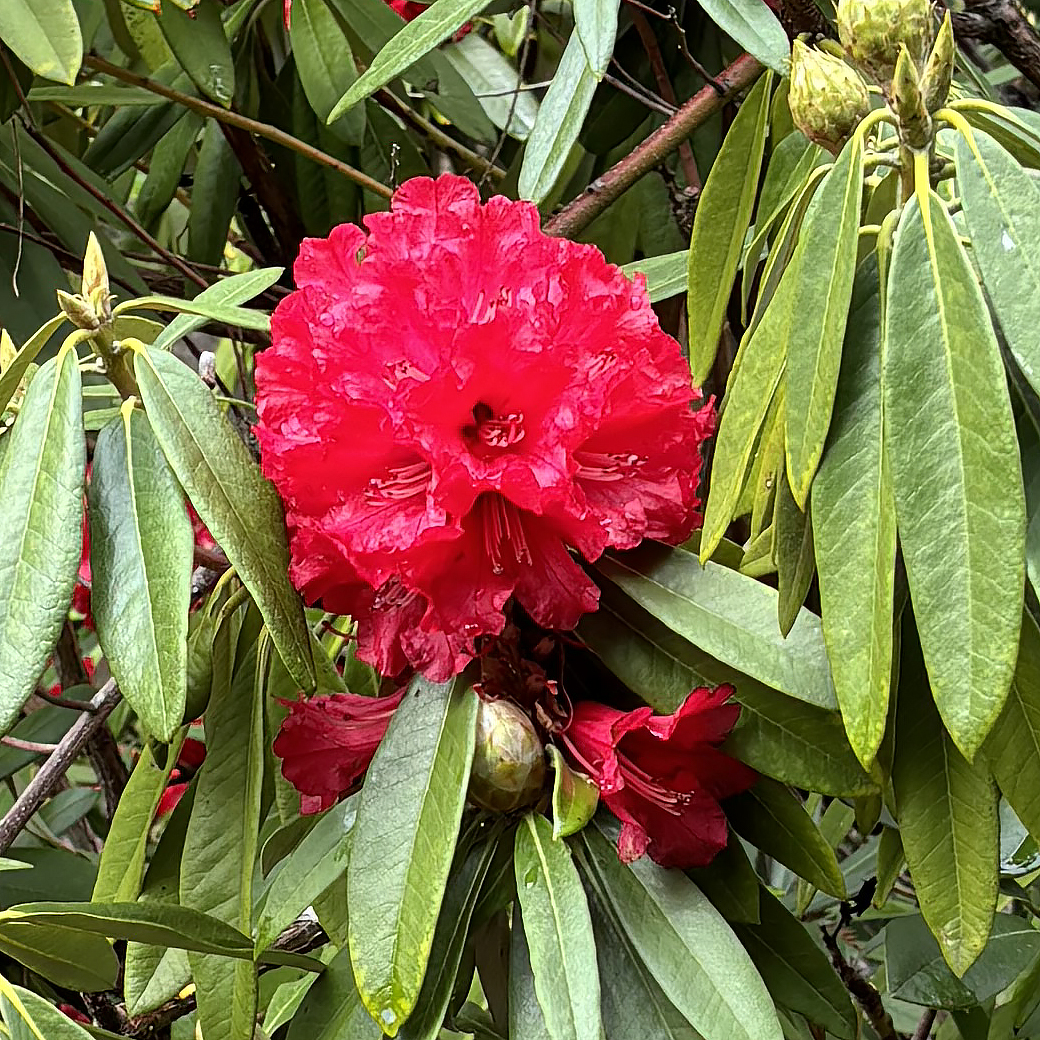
775;477;814;638
292;0;366;144
179;627;265;1039
89;408;192;741
812;260;895;767
695;0;788;71
287;946;381;1040
150;268;282;350
956;128;1040;406
135;112;203;232
328;0;495;120
549;747;598;840
582;824;782;1040
0;316;64;418
186;120;241;269
509;904;553;1040
117;294;271;331
985;610;1040;841
92;737;185;903
784;135;863;505
133;346;314;691
687;830;761;924
687;72;772;384
0;982;94;1040
518;29;597;205
155;0;234;106
622;251;686;303
892;624;998;975
0;0;82;84
735;890;856;1039
884;191;1024;758
514;815;601;1040
347;677;479;1034
727;779;846;898
2;902;253;958
595;544;837;708
0;918;118;991
577;585;875;795
573;0;618;77
255;798;356;954
586;885;699;1040
0;347;85;733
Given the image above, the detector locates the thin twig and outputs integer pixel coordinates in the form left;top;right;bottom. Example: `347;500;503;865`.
83;54;393;201
912;1009;938;1040
0;736;60;754
543;52;763;239
822;926;899;1040
951;0;1040;89
0;680;122;855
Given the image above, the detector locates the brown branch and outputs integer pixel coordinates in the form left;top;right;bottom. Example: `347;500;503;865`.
822;926;899;1040
0;736;60;754
0;680;122;855
912;1009;938;1040
83;54;393;201
543;52;764;239
951;0;1040;90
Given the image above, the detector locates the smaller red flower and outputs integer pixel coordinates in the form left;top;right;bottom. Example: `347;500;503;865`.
58;1004;91;1025
560;685;755;869
155;735;207;821
273;691;405;814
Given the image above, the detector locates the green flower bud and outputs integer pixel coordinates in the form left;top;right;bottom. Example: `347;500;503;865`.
837;0;934;88
893;44;932;149
921;11;955;113
788;40;871;155
468;698;546;814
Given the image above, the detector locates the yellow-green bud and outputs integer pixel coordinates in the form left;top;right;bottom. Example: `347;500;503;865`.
788;40;871;155
837;0;934;88
921;11;955;113
893;44;932;149
468;698;546;814
56;289;100;331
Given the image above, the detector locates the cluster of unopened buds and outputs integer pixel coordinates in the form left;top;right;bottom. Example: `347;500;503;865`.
256;175;757;868
787;0;956;154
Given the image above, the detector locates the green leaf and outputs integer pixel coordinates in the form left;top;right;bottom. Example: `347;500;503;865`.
884;191;1024;758
254;797;356;954
727;778;846;898
734;890;856;1039
179;626;265;1038
347;677;479;1034
509;904;553;1040
0;917;118;991
92;737;185;903
775;476;814;638
695;0;788;71
134;112;203;232
686;830;761;924
150;268;282;350
985;610;1040;841
186;120;241;269
956;128;1040;407
622;251;686;303
89;408;192;741
595;544;837;709
514;814;602;1040
783;134;863;506
0;0;82;84
518;29;597;206
0;347;85;734
812;259;895;768
0;982;94;1040
581;823;782;1040
117;294;271;332
572;0;618;77
548;746;599;840
585;885;699;1040
687;72;772;384
0;316;64;418
133;346;315;691
328;0;495;120
398;825;503;1040
291;0;366;145
892;623;998;975
1;902;253;958
155;0;234;106
287;946;381;1040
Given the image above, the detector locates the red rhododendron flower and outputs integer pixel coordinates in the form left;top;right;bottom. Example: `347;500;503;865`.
273;691;404;814
560;685;756;868
255;175;713;681
154;735;207;820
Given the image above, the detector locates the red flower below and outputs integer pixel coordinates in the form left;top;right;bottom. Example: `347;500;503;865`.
256;175;714;681
560;685;756;868
273;691;404;814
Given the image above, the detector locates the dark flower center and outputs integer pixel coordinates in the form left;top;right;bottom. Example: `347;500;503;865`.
464;402;526;449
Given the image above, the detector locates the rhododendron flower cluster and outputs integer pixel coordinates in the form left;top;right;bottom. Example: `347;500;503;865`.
255;174;714;681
